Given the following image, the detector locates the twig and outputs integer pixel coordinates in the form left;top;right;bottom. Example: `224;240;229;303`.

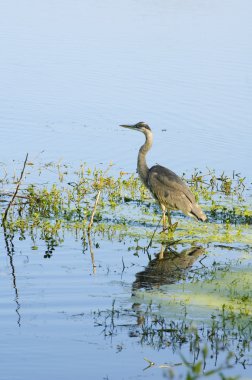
3;226;21;326
143;357;155;371
120;256;125;279
87;190;101;231
2;153;28;225
87;163;113;231
146;216;162;251
0;192;28;199
87;231;96;274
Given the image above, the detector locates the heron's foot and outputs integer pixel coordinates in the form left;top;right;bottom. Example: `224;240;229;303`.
168;222;178;233
160;222;178;234
160;227;168;234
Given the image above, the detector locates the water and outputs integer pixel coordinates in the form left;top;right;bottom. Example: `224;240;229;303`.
1;0;252;174
1;231;252;380
1;1;252;379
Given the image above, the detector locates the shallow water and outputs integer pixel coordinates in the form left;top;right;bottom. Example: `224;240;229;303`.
1;1;252;379
1;230;252;380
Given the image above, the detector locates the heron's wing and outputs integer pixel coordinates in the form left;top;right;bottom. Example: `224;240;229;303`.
147;165;195;211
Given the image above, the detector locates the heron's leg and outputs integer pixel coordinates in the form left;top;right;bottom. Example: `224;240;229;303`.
167;209;172;226
161;205;167;232
162;211;167;231
160;206;178;233
167;209;178;232
158;244;164;260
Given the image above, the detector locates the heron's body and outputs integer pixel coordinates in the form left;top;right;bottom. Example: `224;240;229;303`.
120;122;206;230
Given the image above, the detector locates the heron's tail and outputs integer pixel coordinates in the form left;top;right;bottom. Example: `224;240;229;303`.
189;203;207;222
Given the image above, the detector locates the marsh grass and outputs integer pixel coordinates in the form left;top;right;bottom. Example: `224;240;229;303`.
0;162;251;246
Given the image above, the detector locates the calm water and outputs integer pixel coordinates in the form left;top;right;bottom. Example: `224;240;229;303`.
1;1;252;379
1;232;251;380
0;0;252;175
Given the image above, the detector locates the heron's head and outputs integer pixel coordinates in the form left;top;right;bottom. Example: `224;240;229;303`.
120;121;151;134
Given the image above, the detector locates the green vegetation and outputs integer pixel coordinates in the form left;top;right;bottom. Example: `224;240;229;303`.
0;162;251;246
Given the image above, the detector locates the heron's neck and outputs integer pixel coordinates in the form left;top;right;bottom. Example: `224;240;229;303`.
137;130;153;187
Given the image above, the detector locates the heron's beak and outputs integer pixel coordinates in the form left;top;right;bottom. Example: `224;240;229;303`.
119;124;137;130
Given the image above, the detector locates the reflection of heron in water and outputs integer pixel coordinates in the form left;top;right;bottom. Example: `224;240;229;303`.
132;245;205;291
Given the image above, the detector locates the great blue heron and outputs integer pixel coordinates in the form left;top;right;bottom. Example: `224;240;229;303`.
120;122;207;231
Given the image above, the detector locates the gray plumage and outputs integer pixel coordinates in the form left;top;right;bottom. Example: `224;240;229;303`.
120;121;207;230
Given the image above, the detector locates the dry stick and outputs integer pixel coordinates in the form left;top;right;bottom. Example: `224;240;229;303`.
87;231;96;274
87;190;101;231
3;226;21;326
2;153;29;225
0;192;28;199
87;162;112;231
87;190;102;273
146;215;163;251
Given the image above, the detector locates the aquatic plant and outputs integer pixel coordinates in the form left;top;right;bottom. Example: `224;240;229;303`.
0;161;251;247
